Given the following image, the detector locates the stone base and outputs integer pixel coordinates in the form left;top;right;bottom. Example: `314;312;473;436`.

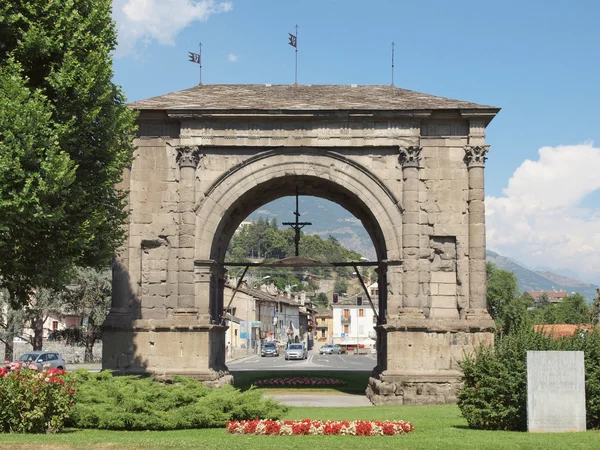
102;316;229;386
366;374;461;405
367;322;494;405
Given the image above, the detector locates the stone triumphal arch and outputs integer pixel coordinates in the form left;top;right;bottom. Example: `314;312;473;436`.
103;84;499;404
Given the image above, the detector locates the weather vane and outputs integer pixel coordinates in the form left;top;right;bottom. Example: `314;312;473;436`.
391;42;395;86
188;42;202;85
282;187;311;257
288;25;298;84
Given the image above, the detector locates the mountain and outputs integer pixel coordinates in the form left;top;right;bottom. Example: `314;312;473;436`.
486;250;599;301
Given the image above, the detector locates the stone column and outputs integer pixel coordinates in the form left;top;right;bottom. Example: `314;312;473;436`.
108;166;132;320
464;145;491;318
399;146;424;317
176;146;200;311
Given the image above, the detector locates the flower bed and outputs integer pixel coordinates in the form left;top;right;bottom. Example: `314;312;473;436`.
255;377;347;387
226;419;414;436
0;361;76;433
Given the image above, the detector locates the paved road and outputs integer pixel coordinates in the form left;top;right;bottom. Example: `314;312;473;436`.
227;353;376;371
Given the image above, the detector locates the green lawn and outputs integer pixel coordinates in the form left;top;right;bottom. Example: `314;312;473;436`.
1;404;598;449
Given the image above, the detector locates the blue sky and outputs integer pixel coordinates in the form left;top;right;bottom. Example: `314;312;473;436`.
111;0;600;284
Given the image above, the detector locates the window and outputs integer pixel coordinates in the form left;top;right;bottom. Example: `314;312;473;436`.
321;329;326;338
358;309;364;317
52;321;58;330
48;353;57;361
235;329;238;337
343;309;350;318
344;325;349;334
359;325;364;335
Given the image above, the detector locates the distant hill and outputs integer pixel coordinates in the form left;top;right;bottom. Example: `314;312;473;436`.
486;250;599;301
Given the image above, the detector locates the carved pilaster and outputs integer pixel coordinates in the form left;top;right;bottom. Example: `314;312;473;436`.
464;145;492;322
399;146;424;318
176;146;200;311
398;145;422;168
176;146;201;168
463;145;489;168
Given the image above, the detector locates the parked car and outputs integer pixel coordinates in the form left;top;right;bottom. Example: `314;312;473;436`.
15;351;66;370
319;344;341;355
285;343;308;360
261;342;279;357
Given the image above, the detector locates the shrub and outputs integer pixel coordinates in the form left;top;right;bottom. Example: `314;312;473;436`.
0;363;76;433
67;371;289;430
458;326;600;430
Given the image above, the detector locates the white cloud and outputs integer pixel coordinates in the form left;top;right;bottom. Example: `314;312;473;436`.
112;0;232;56
227;53;239;62
486;143;600;285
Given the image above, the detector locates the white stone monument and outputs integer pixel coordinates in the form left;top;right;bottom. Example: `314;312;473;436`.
527;351;586;432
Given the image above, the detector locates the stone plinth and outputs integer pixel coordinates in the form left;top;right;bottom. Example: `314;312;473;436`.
366;321;494;405
527;351;586;433
103;316;232;387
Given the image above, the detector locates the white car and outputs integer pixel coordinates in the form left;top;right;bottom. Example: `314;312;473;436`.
285;343;308;360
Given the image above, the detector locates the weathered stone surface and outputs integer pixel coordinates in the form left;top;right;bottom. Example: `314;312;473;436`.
105;84;499;403
527;351;586;433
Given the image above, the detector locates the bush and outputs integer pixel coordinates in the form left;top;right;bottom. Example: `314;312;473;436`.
0;363;76;433
67;371;289;430
458;327;600;430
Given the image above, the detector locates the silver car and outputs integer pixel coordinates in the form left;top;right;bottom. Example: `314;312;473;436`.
319;344;341;355
285;343;308;360
16;351;66;370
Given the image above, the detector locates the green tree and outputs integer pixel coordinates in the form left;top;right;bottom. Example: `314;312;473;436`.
534;293;591;325
0;1;136;307
591;289;600;325
62;267;111;362
25;287;65;351
313;293;329;309
0;288;25;361
486;262;520;323
334;278;348;295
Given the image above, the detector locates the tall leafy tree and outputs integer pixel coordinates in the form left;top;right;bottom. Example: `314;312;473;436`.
486;262;520;322
24;287;65;351
0;1;136;307
63;267;111;362
591;289;600;325
0;288;25;361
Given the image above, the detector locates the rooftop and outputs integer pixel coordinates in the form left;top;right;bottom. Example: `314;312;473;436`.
129;84;499;113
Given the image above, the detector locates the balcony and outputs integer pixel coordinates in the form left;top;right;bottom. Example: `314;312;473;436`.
341;317;351;325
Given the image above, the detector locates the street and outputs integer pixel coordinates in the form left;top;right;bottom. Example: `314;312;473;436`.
227;352;376;372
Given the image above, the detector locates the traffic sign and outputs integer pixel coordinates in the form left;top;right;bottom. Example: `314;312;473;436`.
341;333;345;338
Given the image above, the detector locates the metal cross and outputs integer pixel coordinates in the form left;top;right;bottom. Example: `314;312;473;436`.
282;187;312;257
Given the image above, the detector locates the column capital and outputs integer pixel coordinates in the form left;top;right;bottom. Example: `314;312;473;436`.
176;146;201;169
398;146;422;168
464;145;490;168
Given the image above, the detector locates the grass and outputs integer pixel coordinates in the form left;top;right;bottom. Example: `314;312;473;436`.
230;369;371;393
1;404;598;449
